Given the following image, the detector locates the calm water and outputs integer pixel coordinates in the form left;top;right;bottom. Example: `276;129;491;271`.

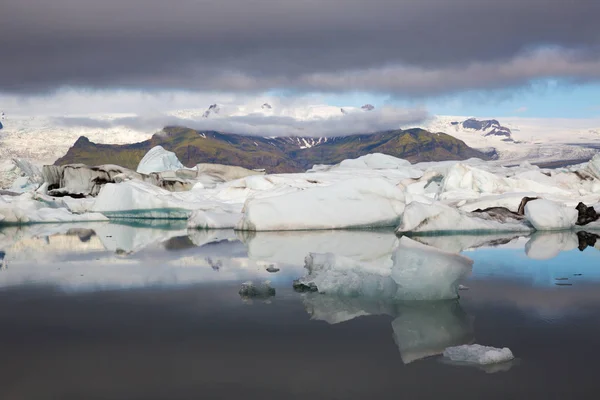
1;222;600;399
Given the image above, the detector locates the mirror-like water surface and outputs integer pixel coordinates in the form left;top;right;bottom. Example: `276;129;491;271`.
1;222;600;399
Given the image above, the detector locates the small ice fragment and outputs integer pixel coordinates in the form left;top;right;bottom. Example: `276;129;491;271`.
458;285;469;291
292;280;318;293
266;265;280;273
239;281;275;299
443;344;514;365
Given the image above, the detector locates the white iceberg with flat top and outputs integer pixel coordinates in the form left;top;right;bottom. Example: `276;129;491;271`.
524;199;578;231
0;192;107;225
136;146;185;174
294;237;472;301
92;180;193;219
237;178;406;231
443;344;514;365
397;201;531;234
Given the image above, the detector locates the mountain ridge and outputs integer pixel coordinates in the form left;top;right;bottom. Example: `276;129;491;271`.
54;126;490;173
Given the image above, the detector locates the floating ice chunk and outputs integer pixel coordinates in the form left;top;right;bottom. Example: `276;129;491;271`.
237;178;406;231
239;281;276;299
295;237;472;301
0;192;107;225
443;344;514;365
136;146;185;174
92;180;195;219
524;199;578;231
333;153;414;171
187;210;242;229
397;201;531;234
525;231;579;260
439;163;570;200
585;154;600;181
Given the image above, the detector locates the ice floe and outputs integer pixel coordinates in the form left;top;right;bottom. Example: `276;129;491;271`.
524;199;578;231
443;344;514;365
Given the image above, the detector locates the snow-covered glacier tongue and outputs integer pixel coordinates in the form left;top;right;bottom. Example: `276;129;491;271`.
294;237;473;301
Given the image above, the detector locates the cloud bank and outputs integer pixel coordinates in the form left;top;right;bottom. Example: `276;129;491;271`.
52;106;429;137
1;0;599;95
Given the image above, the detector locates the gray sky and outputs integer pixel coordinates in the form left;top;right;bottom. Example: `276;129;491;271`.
1;0;599;95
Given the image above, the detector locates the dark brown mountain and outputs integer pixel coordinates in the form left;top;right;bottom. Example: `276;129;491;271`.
54;126;491;173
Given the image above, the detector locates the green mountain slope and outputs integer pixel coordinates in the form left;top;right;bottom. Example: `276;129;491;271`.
54;126;490;172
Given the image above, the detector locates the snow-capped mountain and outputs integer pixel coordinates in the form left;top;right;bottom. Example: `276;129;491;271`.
1;102;599;172
452;118;514;141
190;102;374;120
422;115;600;164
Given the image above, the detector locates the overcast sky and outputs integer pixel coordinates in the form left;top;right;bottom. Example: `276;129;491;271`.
1;0;599;120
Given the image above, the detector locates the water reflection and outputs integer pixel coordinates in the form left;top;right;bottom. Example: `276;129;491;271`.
302;294;473;364
0;223;599;293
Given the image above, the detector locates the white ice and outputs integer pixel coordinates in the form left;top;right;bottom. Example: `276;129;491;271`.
524;199;578;231
136;145;185;174
443;344;514;365
397;201;531;234
237;177;406;231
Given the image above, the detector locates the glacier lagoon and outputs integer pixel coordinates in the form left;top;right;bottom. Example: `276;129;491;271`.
0;223;600;398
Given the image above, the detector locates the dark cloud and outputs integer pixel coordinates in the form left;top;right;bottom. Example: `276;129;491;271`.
1;0;599;95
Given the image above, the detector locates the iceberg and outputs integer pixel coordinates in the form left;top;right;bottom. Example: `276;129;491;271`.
0;192;108;225
91;180;196;219
397;201;532;234
237;178;406;231
443;344;514;365
294;237;472;301
136;146;185;174
524;199;578;231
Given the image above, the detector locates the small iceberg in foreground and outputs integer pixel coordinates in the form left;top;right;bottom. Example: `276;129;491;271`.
294;237;472;301
443;344;514;365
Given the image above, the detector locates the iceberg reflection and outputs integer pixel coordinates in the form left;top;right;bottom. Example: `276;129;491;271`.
302;294;473;364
